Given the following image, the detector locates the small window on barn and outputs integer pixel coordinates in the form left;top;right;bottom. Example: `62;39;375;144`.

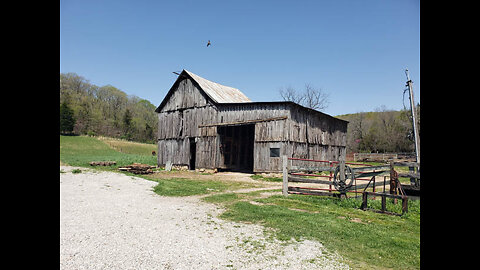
270;148;280;157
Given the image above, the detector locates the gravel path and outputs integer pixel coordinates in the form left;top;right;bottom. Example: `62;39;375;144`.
60;166;350;270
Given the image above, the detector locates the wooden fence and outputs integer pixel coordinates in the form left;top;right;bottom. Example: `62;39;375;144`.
282;156;420;214
354;153;397;162
353;152;416;162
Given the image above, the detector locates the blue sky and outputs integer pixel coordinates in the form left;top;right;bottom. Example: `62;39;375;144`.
60;0;420;116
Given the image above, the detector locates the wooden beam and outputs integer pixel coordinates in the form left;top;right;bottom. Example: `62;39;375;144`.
351;165;391;172
288;175;333;185
290;165;335;172
198;116;288;128
288;187;340;197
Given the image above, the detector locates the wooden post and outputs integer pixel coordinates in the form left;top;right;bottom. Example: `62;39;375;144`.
402;197;409;214
329;161;333;193
339;160;346;198
389;161;394;194
372;175;376;200
389;161;398;204
282;155;288;196
339;160;345;182
361;192;368;210
381;195;386;212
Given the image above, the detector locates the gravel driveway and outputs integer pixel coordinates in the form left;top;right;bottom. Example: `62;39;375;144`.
60;166;349;269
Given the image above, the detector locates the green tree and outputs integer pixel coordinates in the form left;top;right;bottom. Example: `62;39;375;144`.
122;108;133;140
60;102;76;134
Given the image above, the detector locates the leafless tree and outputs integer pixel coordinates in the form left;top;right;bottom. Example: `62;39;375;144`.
279;84;329;111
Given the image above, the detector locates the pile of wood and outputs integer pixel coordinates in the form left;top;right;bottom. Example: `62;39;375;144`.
118;163;156;174
90;161;117;166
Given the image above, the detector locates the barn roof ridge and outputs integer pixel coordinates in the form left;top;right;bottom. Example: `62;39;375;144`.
155;69;251;112
183;69;251;104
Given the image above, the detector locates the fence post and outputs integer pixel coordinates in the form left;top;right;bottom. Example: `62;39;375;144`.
339;160;345;182
389;161;398;204
361;192;368;210
339;160;346;198
381;195;386;212
402;197;409;214
329;161;333;193
282;155;288;196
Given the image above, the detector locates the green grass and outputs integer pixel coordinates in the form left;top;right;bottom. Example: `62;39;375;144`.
151;178;257;197
205;193;420;269
60;135;157;168
97;136;157;155
250;174;282;182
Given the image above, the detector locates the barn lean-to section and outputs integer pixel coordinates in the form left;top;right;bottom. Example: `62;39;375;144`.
155;69;348;173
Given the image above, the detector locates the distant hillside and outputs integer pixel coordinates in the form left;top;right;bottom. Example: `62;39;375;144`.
335;106;420;153
60;72;158;143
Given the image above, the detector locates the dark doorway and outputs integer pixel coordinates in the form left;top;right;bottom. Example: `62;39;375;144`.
218;124;254;172
189;137;196;170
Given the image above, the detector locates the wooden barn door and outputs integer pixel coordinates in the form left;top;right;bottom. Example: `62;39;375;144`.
218;124;254;172
189;137;196;170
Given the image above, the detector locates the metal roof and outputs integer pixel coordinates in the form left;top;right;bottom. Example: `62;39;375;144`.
184;70;251;103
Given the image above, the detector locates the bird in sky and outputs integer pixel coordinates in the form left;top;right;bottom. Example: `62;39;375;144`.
207;40;211;47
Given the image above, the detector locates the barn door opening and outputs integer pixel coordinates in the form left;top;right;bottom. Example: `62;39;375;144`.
189;137;196;170
218;124;254;172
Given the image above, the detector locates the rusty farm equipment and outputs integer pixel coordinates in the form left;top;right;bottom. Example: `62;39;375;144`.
282;156;420;215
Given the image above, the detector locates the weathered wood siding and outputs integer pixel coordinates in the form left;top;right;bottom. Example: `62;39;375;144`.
159;77;208;112
157;138;189;165
158;106;218;139
253;141;285;172
288;105;347;146
216;103;290;125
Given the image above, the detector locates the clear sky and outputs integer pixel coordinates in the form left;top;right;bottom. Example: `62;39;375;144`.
60;0;420;116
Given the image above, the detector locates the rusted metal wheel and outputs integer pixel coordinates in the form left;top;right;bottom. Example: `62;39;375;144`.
333;165;355;192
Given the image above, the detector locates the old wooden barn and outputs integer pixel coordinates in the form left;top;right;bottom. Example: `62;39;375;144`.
155;70;348;172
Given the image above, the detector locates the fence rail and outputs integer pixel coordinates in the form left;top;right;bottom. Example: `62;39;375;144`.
353;152;417;162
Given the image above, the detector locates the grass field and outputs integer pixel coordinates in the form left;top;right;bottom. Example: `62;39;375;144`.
60;135;157;168
60;135;420;269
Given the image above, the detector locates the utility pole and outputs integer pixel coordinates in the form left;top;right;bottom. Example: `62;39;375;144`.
405;69;420;164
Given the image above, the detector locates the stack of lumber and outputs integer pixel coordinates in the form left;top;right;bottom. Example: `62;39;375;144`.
90;161;117;166
118;163;155;174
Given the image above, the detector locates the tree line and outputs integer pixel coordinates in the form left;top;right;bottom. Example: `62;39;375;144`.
60;72;158;143
337;105;420;154
278;84;420;154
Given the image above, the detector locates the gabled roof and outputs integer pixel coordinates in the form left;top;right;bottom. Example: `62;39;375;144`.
155;70;251;112
184;70;251;103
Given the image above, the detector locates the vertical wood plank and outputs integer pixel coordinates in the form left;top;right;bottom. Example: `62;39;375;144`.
381;195;386;212
402;197;408;214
